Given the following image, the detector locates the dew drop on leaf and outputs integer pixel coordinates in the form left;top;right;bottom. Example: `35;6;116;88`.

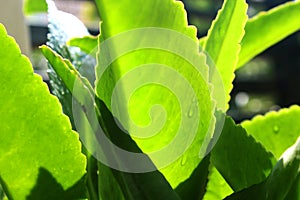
187;107;194;118
181;155;187;166
273;125;280;134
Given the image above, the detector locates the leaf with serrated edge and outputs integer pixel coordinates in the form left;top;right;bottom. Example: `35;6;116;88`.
41;45;181;200
211;117;276;191
0;24;86;199
204;0;248;107
94;0;215;188
237;1;300;68
242;105;300;159
225;137;300;200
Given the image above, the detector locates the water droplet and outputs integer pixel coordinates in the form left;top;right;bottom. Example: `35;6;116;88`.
273;125;279;134
187;108;193;118
181;156;187;166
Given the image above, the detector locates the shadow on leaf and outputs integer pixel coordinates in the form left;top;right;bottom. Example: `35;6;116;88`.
27;168;87;200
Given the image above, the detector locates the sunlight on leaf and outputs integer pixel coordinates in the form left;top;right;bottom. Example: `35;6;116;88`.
203;167;233;200
242;105;300;159
203;0;248;107
237;1;300;68
0;23;86;199
94;0;215;188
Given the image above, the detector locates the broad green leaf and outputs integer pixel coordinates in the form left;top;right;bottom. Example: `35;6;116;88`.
41;45;181;200
226;137;300;200
211;117;276;191
24;0;47;15
242;105;300;159
68;36;98;55
203;167;233;200
95;0;215;188
203;0;248;106
237;1;300;68
0;23;86;199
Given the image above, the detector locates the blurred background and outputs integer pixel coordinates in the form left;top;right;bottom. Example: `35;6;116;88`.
1;0;299;122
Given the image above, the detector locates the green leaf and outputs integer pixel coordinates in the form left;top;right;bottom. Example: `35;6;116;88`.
0;23;86;199
203;0;248;106
211;117;276;191
23;0;47;15
237;1;300;68
41;45;181;200
94;0;215;188
225;137;300;200
203;167;233;200
68;36;98;55
284;174;299;200
242;105;300;159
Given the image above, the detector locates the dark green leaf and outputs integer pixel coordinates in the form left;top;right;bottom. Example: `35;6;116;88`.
175;154;210;200
225;137;300;200
211;117;276;191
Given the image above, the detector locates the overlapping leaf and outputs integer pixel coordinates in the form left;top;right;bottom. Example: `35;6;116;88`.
94;0;215;188
203;167;233;200
211;117;276;191
226;137;300;200
46;0;95;128
0;23;86;199
41;46;181;200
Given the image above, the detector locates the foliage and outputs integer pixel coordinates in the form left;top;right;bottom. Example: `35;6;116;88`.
0;0;299;199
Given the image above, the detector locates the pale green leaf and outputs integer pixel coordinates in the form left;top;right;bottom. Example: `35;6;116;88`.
95;0;215;188
0;23;86;199
242;105;300;159
237;1;300;68
203;167;233;200
204;0;248;106
23;0;47;15
68;36;98;55
211;117;276;191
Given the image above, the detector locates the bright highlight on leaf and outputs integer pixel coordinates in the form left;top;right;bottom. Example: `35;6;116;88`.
203;0;248;108
237;1;300;68
0;24;86;199
94;0;216;188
